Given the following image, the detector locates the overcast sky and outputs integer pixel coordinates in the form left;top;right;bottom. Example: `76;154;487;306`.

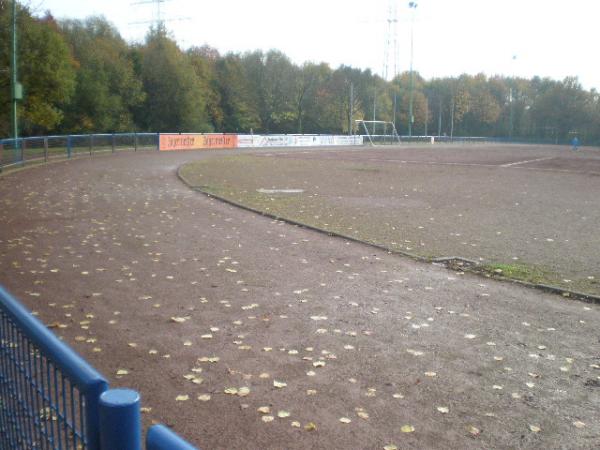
32;0;599;90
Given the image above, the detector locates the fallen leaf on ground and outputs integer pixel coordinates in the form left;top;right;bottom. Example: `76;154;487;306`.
468;426;481;436
170;317;188;323
237;387;250;397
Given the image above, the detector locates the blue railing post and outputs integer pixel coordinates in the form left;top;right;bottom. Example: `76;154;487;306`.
156;133;160;151
67;135;72;158
43;137;49;162
147;424;198;450
20;138;25;166
99;389;141;450
84;380;110;450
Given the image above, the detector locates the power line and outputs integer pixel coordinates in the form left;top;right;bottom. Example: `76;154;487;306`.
129;0;189;29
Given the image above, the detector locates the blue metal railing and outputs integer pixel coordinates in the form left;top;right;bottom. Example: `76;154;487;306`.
147;425;197;450
0;133;159;171
0;286;198;450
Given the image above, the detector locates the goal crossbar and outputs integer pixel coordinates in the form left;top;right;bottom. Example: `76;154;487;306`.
355;120;401;146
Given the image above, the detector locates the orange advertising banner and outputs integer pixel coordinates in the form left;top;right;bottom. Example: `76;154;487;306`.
159;134;238;151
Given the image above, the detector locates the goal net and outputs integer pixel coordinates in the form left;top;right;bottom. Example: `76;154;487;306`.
356;120;401;146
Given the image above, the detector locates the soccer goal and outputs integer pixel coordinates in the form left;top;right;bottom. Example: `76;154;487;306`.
356;120;401;146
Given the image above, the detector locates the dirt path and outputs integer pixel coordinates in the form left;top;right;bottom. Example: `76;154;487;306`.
0;149;599;449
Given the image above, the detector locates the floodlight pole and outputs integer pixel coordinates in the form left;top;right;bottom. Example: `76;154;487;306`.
392;92;397;130
408;1;418;137
509;55;517;140
11;0;19;146
424;98;428;136
349;82;354;135
372;95;377;134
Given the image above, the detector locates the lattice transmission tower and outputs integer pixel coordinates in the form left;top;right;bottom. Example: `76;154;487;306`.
130;0;189;32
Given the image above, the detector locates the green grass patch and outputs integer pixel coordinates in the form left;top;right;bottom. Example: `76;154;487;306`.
482;263;551;284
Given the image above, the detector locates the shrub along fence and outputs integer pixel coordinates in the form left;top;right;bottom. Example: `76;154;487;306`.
0;285;197;450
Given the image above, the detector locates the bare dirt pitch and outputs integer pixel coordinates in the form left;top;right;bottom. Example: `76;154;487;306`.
180;143;600;296
0;146;599;450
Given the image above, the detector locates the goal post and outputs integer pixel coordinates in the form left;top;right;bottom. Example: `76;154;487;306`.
355;120;401;146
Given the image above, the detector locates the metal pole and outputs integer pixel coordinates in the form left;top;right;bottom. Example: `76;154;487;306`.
11;0;19;151
408;2;418;137
99;389;141;450
437;97;442;137
349;83;354;135
372;94;377;134
424;99;429;136
509;55;517;140
393;92;397;131
147;425;197;450
450;98;455;141
509;88;513;139
43;137;48;162
20;138;25;165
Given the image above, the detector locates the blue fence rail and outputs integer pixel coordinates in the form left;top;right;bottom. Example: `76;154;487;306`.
0;133;159;172
0;286;198;450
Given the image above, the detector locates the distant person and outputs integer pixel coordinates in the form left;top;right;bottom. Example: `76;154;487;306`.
571;136;580;151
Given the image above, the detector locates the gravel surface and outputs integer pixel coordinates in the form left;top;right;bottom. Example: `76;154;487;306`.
180;144;600;295
0;147;599;449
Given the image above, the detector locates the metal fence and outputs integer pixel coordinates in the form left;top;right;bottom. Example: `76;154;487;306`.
0;286;197;450
363;134;580;146
0;133;159;172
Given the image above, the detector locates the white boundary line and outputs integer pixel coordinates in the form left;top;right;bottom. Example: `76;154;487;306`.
254;149;597;175
500;156;556;167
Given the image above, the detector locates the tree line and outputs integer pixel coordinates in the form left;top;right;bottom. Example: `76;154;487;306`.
1;2;599;144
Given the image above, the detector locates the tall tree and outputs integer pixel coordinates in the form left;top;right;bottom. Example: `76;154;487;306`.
60;16;145;133
0;3;75;136
137;26;211;132
216;53;261;132
187;45;224;131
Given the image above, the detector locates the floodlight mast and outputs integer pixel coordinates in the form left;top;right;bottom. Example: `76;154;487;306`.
408;1;418;137
11;0;19;147
509;55;517;140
